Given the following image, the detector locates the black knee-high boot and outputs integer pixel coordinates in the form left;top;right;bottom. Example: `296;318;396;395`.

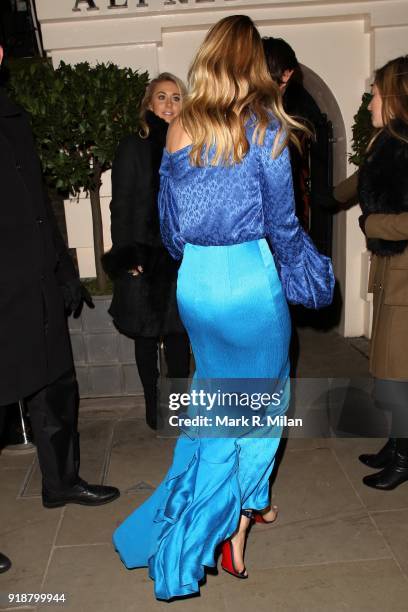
363;438;408;490
162;333;190;410
134;337;159;430
143;384;158;430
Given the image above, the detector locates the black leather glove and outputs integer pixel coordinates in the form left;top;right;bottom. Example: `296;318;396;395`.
61;278;94;318
358;213;368;235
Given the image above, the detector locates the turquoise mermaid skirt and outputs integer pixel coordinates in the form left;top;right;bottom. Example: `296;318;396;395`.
113;239;291;600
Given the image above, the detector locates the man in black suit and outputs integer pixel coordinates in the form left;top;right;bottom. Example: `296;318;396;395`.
0;46;119;574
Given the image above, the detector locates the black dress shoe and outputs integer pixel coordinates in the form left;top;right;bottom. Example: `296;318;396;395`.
0;552;11;573
42;480;120;508
363;446;408;491
359;438;396;469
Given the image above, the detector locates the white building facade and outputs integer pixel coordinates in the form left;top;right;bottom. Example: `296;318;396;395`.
35;0;408;337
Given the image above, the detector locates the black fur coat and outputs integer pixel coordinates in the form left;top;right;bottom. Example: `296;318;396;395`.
359;121;408;256
102;112;186;338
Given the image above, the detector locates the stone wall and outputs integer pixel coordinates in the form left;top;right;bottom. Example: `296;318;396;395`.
69;297;143;397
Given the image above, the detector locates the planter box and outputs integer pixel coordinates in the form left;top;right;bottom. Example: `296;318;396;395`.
68;296;143;398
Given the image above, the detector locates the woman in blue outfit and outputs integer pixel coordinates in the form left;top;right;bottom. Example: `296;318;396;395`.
113;15;334;600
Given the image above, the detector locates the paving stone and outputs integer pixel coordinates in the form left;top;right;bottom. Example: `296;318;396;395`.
108;420;175;489
295;329;369;378
348;336;370;359
56;492;150;546
38;545;227;612
0;606;36;611
79;395;143;419
284;437;333;452
0;448;36;471
331;438;408;512
0;470;62;601
272;447;363;525
247;510;391;569
125;480;155;492
221;560;408;612
1;468;32;509
371;509;408;578
108;444;173;490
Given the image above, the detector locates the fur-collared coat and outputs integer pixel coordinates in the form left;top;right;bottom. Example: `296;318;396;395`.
102;111;185;338
358;122;408;379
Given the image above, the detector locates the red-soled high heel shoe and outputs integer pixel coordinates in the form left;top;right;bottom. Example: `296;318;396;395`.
253;504;278;525
221;540;248;579
220;509;253;579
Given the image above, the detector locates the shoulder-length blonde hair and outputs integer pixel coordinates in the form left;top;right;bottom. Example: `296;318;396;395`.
139;72;187;138
180;15;308;166
372;55;408;145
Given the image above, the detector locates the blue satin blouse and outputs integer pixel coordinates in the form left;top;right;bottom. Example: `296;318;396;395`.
158;120;334;309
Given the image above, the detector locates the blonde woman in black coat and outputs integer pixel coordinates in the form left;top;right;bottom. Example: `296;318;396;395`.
103;73;190;429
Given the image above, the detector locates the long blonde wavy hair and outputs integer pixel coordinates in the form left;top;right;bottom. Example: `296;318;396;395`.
139;72;187;138
180;15;308;166
369;55;408;148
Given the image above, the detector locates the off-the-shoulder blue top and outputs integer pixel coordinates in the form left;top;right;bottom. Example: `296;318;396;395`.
158;120;335;308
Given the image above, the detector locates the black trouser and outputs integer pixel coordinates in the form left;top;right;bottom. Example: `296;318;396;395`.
134;333;190;415
26;368;80;495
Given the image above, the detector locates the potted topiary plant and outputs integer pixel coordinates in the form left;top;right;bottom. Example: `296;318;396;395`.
7;59;150;397
7;59;149;292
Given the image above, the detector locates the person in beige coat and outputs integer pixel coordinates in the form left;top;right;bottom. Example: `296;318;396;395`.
364;213;408;382
356;55;408;490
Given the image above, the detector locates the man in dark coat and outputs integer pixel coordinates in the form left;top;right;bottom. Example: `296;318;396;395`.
0;46;119;573
262;37;333;256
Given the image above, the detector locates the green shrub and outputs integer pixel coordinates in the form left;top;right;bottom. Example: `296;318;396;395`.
349;92;373;167
7;59;149;292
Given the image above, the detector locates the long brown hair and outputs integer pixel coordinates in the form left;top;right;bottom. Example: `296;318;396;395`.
180;15;307;166
370;55;408;147
139;72;186;138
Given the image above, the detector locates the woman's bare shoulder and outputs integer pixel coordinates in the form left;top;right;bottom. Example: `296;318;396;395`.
166;118;192;153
